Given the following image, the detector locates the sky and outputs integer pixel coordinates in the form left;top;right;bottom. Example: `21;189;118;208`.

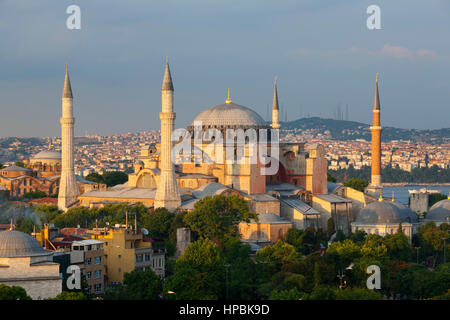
0;0;450;138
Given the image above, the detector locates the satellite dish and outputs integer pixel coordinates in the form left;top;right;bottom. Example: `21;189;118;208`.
141;228;149;235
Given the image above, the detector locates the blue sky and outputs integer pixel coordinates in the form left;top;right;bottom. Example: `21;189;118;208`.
1;0;449;137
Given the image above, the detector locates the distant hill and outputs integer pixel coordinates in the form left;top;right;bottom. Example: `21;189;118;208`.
278;117;450;143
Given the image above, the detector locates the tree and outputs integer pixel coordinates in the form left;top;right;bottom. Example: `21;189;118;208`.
308;286;336;300
144;208;175;239
164;239;224;300
429;194;448;207
383;232;412;262
327;173;337;183
326;239;361;269
15;161;25;168
343;178;369;192
102;171;128;187
270;287;305;300
361;234;388;262
0;284;31;300
48;291;87;300
256;241;301;271
183;195;256;243
122;269;163;300
22;190;47;199
419;222;449;267
221;238;262;299
85;172;104;184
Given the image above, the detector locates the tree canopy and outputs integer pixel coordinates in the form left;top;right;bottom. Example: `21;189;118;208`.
183;195;256;244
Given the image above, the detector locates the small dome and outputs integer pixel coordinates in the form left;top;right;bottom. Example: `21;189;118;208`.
426;199;450;223
192;103;267;128
32;150;61;160
0;230;50;258
355;201;418;224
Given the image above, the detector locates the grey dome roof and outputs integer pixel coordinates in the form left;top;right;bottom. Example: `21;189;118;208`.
0;165;31;172
355;201;418;224
33;150;61;160
426;199;450;222
192;103;267;128
0;230;50;258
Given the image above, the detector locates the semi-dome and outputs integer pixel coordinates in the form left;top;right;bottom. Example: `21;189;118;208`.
426;199;450;223
33;150;61;160
192;103;267;128
0;230;50;258
355;201;418;224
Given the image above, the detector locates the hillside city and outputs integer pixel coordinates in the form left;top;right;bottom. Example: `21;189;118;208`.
1;126;448;177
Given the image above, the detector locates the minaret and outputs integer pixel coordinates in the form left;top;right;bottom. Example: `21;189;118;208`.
58;65;80;212
271;77;280;129
154;57;181;211
368;74;383;194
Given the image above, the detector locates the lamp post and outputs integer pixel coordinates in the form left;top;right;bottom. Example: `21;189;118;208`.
337;270;346;289
337;263;353;289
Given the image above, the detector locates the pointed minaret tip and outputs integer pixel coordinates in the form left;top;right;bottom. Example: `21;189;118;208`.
373;73;380;110
62;64;73;99
162;57;174;91
225;88;232;104
273;76;279;110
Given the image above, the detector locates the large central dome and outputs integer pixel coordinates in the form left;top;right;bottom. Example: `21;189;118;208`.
192;103;267;128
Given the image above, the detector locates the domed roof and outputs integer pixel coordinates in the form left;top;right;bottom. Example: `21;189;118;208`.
32;150;61;160
355;201;418;224
0;230;50;258
426;199;450;223
0;164;31;172
192;103;267;128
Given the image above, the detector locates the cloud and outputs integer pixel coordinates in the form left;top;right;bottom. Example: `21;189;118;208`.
379;44;414;59
289;44;439;60
350;44;438;60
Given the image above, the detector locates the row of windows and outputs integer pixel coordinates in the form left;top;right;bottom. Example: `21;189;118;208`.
134;254;164;268
86;283;102;294
135;253;152;263
86;269;102;280
85;256;102;265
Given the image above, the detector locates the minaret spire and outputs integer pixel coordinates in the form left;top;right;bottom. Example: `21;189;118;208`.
58;64;80;212
154;57;181;211
373;73;380;110
62;64;73;99
367;73;383;196
271;76;280;129
161;56;174;91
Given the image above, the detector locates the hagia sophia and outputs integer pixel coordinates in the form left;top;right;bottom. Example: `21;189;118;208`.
1;60;450;301
1;60;449;245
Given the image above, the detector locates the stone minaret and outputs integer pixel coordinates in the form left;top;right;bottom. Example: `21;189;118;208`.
154;57;181;211
271;77;280;129
58;65;80;211
370;74;382;189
